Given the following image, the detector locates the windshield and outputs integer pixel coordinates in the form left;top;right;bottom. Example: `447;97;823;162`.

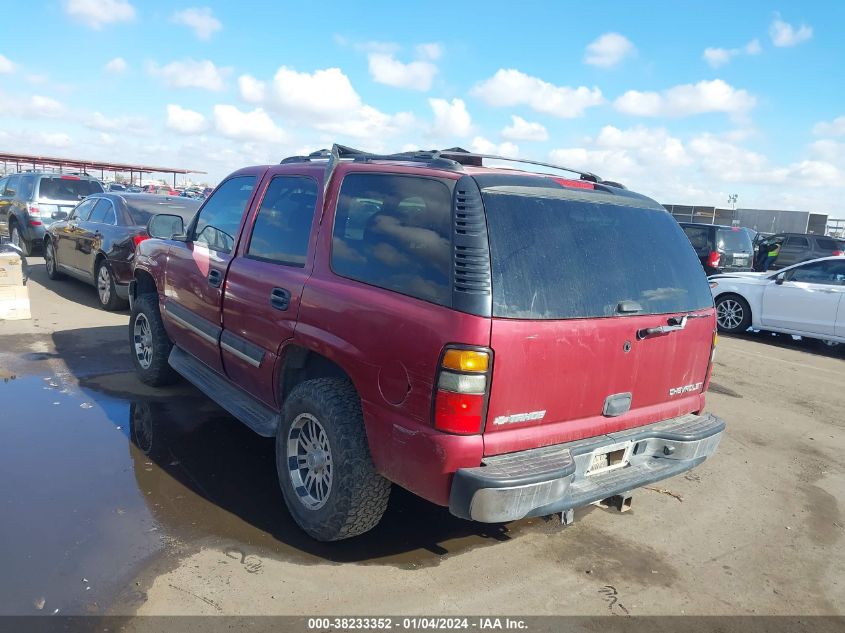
716;227;753;253
483;187;713;319
37;177;103;201
124;198;200;226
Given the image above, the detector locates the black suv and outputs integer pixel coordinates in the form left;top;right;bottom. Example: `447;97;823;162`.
679;222;754;276
0;172;104;255
753;233;845;270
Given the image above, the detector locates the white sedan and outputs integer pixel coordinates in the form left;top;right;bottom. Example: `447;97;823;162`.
709;256;845;343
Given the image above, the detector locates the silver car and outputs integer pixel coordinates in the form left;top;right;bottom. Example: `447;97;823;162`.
0;172;104;255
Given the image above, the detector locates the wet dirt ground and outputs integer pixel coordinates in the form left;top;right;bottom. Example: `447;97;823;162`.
0;258;843;618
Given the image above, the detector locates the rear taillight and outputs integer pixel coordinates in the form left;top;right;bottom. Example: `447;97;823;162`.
28;205;41;216
133;234;150;248
706;251;721;268
704;331;718;391
833;250;844;256
29;220;42;226
433;347;492;435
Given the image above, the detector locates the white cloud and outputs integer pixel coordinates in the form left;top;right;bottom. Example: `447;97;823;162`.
501;115;548;142
213;105;286;143
614;79;756;117
104;57;127;74
368;53;438;91
745;39;762;55
30;95;65;118
769;15;813;47
470;136;518;157
429;98;473;138
813;115;845;137
85;111;148;132
416;43;442;61
148;59;228;91
37;132;73;149
584;33;636;68
64;0;135;29
703;39;763;67
236;66;414;140
166;104;208;134
472;69;604;118
0;54;16;74
238;75;266;103
171;7;221;40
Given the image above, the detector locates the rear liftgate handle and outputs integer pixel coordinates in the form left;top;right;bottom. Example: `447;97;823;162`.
270;287;291;311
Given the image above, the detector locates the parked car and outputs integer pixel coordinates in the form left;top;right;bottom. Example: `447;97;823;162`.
679;222;755;276
142;184;179;196
710;256;845;344
129;144;725;541
753;233;845;271
107;183;127;192
44;193;199;310
0;172;104;256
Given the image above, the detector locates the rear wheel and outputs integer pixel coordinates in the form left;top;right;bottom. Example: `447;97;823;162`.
44;239;64;280
276;378;390;541
10;221;31;256
715;294;751;333
96;260;128;311
130;293;178;386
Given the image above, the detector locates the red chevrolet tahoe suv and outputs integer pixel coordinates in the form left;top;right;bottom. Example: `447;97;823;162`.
128;145;725;541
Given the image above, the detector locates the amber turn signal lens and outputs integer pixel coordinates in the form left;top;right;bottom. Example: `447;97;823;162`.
442;349;489;372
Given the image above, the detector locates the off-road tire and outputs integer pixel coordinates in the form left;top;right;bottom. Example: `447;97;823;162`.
130;293;178;386
276;378;391;541
97;259;129;311
715;294;752;334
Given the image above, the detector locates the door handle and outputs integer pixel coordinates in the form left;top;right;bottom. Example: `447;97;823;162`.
270;287;291;311
207;269;222;287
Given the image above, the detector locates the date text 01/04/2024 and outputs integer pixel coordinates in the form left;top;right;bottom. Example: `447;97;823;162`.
306;617;528;630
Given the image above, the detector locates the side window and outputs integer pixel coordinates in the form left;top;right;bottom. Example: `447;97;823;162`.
247;176;317;266
785;236;809;248
682;226;710;253
0;177;8;195
70;199;97;221
87;199;115;224
815;237;838;251
787;260;840;284
5;175;20;197
20;176;35;199
193;176;256;254
331;173;452;306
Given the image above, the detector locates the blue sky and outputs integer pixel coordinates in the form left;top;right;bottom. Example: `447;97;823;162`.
1;1;844;216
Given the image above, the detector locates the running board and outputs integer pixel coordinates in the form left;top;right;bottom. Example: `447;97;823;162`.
168;346;279;437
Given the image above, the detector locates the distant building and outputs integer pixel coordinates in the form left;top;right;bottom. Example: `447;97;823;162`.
663;204;829;235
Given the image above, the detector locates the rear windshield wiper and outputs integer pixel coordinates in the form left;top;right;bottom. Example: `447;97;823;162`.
637;315;689;340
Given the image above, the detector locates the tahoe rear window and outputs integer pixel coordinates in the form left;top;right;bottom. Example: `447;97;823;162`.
37;177;103;201
482;186;714;319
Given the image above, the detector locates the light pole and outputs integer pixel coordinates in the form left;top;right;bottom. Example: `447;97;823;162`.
727;194;739;227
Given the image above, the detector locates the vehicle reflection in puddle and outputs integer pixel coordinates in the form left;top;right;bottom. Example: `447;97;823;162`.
0;370;539;614
126;395;535;567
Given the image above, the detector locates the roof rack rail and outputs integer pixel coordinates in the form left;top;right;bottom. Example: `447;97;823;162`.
280;143;602;184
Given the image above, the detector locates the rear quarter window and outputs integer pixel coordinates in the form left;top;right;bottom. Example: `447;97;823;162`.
483;187;713;319
331;173;453;306
682;226;711;253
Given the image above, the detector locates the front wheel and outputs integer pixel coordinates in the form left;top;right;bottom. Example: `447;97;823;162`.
715;294;751;333
130;294;178;386
276;378;391;541
44;240;64;280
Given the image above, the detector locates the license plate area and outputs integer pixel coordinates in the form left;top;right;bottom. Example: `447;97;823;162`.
586;441;633;476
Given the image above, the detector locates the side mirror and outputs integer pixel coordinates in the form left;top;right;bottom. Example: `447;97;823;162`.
147;214;185;240
774;273;786;285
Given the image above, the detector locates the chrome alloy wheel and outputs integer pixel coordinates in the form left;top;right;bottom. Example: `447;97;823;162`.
287;413;333;510
97;265;112;306
716;298;744;330
133;313;153;369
